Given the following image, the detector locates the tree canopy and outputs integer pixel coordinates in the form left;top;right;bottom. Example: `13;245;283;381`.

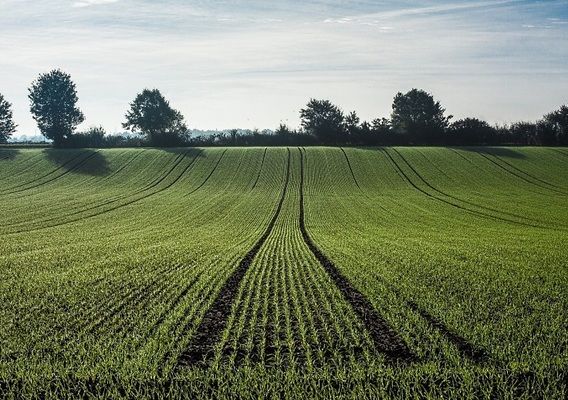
543;105;568;145
123;89;189;147
28;70;84;147
449;118;497;145
0;93;17;143
300;99;345;144
390;89;451;144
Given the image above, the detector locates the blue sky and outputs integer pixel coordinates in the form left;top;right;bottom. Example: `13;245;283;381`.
1;0;567;136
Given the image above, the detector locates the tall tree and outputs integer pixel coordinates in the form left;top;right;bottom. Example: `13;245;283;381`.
449;118;497;145
390;89;451;144
0;93;17;143
28;70;84;147
123;89;189;146
543;105;568;145
344;111;361;143
300;99;345;144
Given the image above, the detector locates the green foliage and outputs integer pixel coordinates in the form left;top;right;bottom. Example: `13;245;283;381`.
123;89;189;147
544;105;568;145
0;93;17;143
300;99;345;144
0;147;566;398
28;70;85;147
449;118;498;145
391;89;451;144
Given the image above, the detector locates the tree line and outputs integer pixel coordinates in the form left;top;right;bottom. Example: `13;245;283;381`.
0;69;567;147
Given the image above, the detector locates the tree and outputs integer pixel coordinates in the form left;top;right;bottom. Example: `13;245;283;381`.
123;89;189;147
509;122;538;145
28;70;84;147
228;129;239;145
300;99;346;144
344;111;360;143
390;89;451;144
543;105;568;145
370;117;393;145
0;93;17;143
449;118;497;145
67;126;107;148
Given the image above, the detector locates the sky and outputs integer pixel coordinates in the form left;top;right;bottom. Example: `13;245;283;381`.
0;0;567;136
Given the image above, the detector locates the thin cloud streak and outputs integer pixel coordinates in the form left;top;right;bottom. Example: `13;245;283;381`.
73;0;120;8
0;0;566;135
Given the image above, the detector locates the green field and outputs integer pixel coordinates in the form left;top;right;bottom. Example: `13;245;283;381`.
0;146;567;399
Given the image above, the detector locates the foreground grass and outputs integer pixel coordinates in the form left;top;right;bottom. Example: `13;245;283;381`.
0;147;566;399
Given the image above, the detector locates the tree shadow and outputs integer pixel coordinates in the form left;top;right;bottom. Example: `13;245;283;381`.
43;149;111;176
0;147;20;160
453;146;527;159
161;147;206;157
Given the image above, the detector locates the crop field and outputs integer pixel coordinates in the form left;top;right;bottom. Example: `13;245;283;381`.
0;146;567;399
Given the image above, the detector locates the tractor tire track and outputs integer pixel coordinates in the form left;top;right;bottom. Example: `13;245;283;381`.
382;149;549;229
299;148;415;362
0;152;185;230
251;148;267;190
392;148;558;226
340;148;394;216
340;148;361;190
376;277;487;362
4;151;204;235
138;270;205;346
485;153;568;195
184;149;227;197
0;151;87;194
177;149;291;367
99;149;146;183
552;148;568;158
406;301;487;362
418;149;566;217
1;151;93;195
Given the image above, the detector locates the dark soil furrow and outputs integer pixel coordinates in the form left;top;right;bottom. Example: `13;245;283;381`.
4;151;202;235
177;149;291;366
381;149;547;229
406;301;487;362
2;151;95;195
483;153;568;195
139;270;205;345
251;147;267;190
298;148;415;362
376;276;487;362
100;149;147;182
184;149;227;197
391;148;555;226
340;147;361;190
0;151;88;194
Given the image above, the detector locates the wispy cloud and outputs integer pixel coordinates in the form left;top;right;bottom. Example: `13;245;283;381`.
73;0;119;8
0;0;567;134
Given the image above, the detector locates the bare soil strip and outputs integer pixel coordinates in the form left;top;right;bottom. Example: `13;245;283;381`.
375;276;487;362
184;149;227;197
3;151;199;235
298;148;415;362
2;151;94;195
480;152;567;196
381;148;549;229
177;149;291;366
251;147;268;190
406;301;487;362
391;148;552;225
340;147;361;190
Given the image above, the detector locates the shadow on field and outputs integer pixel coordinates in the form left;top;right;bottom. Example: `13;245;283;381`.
162;147;206;158
44;149;111;176
456;147;526;159
0;148;20;160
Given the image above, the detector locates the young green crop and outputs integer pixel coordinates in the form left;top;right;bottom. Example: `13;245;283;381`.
0;146;566;399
